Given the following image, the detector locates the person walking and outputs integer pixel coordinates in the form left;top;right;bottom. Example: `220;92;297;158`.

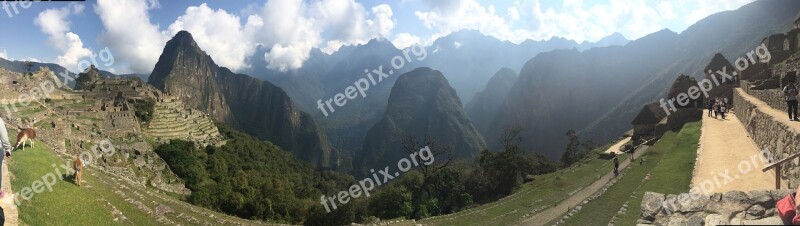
720;102;727;120
784;80;799;121
707;100;714;117
0;117;11;198
612;153;619;177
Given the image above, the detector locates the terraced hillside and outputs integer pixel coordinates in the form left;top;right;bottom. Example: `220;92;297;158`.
146;96;225;147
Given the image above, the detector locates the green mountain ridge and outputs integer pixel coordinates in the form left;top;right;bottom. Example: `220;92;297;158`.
357;67;486;174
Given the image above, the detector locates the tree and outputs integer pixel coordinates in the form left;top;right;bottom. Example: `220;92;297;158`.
560;129;582;165
499;126;523;150
400;136;451;178
399;135;453;219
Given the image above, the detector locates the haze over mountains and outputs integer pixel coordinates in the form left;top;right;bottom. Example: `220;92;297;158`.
357;67;486;174
3;0;798;167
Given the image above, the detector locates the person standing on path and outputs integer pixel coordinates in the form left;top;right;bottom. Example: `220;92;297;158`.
707;100;714;117
784;80;799;121
0;117;11;198
724;97;730;107
612;154;619;177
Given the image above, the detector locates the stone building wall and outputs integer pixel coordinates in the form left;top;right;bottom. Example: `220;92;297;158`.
639;190;792;225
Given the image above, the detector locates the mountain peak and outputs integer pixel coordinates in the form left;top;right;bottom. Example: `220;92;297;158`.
165;30;204;55
358;67;486;174
596;32;628;45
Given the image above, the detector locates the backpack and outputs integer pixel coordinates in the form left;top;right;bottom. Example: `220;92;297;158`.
778;192;800;224
786;85;798;96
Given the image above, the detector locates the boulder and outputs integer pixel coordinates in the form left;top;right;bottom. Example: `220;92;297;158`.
642;192;666;220
730;216;783;225
705;214;727;226
747;190;774;208
746;205;766;220
722;191;749;204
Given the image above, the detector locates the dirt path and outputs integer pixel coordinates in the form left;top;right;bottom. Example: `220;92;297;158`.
516;146;649;226
604;137;631;154
0;158;19;226
692;109;774;193
736;88;800;133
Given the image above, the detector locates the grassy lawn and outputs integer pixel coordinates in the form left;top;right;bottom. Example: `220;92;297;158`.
557;122;700;226
419;144;627;226
7;131;159;225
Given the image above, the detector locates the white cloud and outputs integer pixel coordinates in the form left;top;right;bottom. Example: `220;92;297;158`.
414;0;754;44
252;0;397;70
392;33;421;49
369;4;395;38
250;0;319;71
416;0;531;44
21;57;40;63
95;0;169;74
34;3;92;72
0;50;7;60
507;6;520;21
167;3;259;71
93;0;397;73
321;40;345;54
453;41;462;49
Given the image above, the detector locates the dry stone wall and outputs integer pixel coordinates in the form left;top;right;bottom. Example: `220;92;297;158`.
639;190;792;225
734;88;800;187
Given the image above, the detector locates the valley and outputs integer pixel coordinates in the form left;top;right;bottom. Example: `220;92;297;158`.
2;0;800;225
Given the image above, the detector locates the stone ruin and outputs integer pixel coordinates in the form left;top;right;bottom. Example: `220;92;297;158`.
639;190;792;225
0;65;229;195
631;75;702;142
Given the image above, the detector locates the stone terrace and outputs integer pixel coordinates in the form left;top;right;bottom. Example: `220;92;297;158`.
146;97;225;147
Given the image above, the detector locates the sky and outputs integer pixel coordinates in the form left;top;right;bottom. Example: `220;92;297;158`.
0;0;756;75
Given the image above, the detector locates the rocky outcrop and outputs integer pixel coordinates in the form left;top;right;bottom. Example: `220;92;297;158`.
638;190;792;225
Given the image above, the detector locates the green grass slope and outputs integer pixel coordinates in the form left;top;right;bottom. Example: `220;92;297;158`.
6;129;270;225
418;144;626;226
557;122;700;225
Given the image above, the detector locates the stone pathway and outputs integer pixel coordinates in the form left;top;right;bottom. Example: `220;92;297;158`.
692;109;774;193
0;157;19;226
736;88;800;133
515;145;649;226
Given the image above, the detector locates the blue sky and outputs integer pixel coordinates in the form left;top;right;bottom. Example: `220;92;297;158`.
0;0;755;74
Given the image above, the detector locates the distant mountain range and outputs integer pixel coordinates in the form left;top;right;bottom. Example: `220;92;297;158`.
466;67;518;137
237;29;629;161
3;0;797;169
490;0;800;159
